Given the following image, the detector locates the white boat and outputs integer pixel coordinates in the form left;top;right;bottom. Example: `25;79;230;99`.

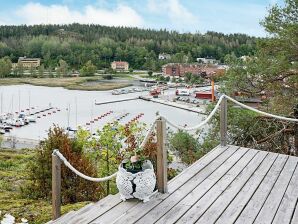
112;90;120;95
0;124;12;132
10;118;24;127
27;116;36;122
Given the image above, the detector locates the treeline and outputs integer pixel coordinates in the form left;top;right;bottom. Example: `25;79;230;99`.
0;24;258;70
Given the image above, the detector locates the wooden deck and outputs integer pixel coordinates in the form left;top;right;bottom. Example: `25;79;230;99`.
48;145;298;224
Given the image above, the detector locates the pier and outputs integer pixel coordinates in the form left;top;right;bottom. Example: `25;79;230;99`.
139;96;207;114
95;97;138;105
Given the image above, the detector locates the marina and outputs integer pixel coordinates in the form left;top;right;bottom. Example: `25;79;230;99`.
0;85;209;144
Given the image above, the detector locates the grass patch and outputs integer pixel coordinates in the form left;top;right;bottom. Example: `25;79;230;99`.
0;77;133;91
0;149;88;223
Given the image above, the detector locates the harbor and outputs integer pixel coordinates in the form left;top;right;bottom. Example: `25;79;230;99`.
0;84;212;148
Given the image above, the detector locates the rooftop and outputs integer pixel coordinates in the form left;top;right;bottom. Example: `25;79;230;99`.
48;145;298;224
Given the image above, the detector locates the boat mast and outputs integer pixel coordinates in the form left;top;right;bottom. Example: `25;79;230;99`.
75;97;78;128
18;90;21;113
90;101;94;134
1;92;3;114
28;91;31;115
67;103;70;132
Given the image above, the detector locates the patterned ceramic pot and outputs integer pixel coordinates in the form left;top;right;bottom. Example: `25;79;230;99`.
116;160;156;202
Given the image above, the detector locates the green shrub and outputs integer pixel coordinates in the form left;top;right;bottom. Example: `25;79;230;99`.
24;125;104;203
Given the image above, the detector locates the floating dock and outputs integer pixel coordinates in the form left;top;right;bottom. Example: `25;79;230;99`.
95;97;138;105
139;96;206;114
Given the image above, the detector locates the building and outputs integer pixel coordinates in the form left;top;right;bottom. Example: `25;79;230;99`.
162;63;225;77
196;57;218;64
17;57;41;68
158;53;171;60
111;61;129;71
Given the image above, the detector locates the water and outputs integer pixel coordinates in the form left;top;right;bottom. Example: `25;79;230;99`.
0;85;206;140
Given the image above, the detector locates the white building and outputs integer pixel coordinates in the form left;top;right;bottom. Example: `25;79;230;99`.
158;53;171;60
196;57;218;64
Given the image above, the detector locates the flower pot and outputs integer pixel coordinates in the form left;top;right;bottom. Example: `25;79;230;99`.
116;160;156;202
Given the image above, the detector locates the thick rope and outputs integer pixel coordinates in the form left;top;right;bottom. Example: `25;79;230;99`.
140;121;156;148
164;95;224;131
52;122;156;182
52;149;117;182
225;95;298;122
164;94;298;131
52;94;298;182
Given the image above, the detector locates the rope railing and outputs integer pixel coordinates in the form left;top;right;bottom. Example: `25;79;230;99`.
164;95;225;131
52;95;298;183
225;95;298;122
52;149;117;182
52;121;157;183
140;121;156;148
164;94;298;131
51;94;298;220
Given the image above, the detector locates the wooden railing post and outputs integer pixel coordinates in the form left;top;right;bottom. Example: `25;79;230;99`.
220;96;228;146
52;152;61;220
156;117;168;193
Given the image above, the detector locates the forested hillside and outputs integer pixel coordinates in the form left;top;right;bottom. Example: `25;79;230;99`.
0;24;258;70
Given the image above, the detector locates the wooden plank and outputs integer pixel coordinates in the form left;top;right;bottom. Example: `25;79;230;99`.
91;199;139;224
49;211;76;224
138;146;250;224
156;117;167;193
51;203;95;224
253;156;298;224
215;152;278;224
234;154;289;224
177;149;268;224
112;146;235;224
110;145;227;224
273;158;298;224
168;145;228;189
52;154;61;220
65;194;121;224
291;205;298;224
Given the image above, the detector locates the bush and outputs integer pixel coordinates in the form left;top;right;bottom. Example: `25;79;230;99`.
169;131;203;165
24;126;104;203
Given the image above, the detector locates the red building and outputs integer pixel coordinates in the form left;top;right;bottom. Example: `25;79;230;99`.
162;63;225;77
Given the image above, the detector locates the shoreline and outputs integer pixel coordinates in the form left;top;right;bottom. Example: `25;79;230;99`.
0;77;133;91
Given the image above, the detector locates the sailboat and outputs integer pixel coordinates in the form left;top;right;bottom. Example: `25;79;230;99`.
26;91;36;122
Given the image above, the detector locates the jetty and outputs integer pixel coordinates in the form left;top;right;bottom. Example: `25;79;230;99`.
139;95;206;114
47;95;298;224
95;97;138;105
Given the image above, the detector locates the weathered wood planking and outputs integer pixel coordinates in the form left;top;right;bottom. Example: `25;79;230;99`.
148;146;251;224
215;152;278;224
91;199;139;224
253;156;298;224
195;150;270;224
234;154;289;224
181;150;268;224
67;194;121;224
273;160;298;224
46;146;298;224
112;145;232;224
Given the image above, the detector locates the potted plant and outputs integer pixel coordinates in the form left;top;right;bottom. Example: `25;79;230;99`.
116;148;156;202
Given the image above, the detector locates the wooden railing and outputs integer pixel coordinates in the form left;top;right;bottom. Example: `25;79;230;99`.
54;95;289;220
51;117;169;220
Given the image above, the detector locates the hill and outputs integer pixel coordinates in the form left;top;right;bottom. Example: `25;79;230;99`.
0;24;258;70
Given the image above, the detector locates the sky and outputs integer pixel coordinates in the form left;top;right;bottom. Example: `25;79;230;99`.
0;0;284;37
